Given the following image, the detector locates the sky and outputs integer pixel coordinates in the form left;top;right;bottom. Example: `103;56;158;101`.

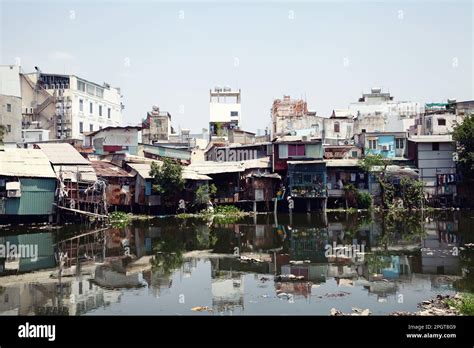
0;0;472;133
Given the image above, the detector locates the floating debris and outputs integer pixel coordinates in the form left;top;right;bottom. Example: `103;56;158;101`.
274;274;305;282
330;307;371;316
191;306;213;312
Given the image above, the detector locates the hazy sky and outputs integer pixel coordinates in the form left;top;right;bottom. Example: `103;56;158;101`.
1;0;472;133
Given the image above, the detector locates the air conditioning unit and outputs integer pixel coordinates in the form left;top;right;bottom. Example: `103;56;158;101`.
6;182;21;198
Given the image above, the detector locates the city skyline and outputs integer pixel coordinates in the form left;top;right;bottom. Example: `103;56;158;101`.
1;1;472;133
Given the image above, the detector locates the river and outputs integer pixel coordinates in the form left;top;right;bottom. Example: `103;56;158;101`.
0;210;473;315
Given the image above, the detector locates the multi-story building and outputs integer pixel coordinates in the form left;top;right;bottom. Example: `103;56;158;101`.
209;86;241;140
407;135;457;204
21;69;123;140
349;88;422;133
0;65;22;144
411;99;473;136
142;105;173;144
323;109;354;145
271;95;323;139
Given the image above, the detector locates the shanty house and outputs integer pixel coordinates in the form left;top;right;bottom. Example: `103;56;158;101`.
91;160;135;210
0;148;56;220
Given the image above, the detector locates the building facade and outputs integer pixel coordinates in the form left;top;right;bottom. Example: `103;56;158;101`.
142;106;173;144
0;65;22;144
209;87;241;140
407;135;457;203
21;70;123;140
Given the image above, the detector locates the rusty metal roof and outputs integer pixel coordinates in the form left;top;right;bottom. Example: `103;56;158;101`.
91;160;133;178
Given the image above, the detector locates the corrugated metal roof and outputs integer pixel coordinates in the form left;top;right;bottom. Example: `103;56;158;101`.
0;149;56;178
127;162;154;179
287;160;325;165
187;162;245;174
91;160;133;178
127;162;211;181
36;143;91;165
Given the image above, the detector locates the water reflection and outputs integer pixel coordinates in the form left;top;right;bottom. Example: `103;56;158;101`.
0;210;472;315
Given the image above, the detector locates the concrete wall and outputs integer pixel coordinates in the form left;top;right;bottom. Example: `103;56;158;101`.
272;114;323;138
323;118;353;145
0;95;22;143
416;142;456;191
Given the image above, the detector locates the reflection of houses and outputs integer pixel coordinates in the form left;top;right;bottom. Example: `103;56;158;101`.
211;259;245;312
0;275;121;316
1;232;56;274
281;263;327;283
421;218;459;275
0;148;56;220
93;264;147;289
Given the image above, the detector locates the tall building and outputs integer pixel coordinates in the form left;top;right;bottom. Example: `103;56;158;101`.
142;105;173;144
209;86;241;140
0;65;22;144
21;69;123;140
349;88;422;133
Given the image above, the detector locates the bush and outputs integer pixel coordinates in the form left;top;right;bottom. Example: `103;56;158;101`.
356;191;372;209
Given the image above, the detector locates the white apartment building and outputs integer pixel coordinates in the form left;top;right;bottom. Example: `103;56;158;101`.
349;88;422;133
209;86;241;139
21;70;123;140
0;65;22;143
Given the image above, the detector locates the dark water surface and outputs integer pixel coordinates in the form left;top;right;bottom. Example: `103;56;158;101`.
1;211;473;315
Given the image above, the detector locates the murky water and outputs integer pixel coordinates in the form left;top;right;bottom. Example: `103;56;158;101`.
1;211;473;315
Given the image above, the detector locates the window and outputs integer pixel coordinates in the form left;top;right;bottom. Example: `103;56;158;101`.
96;87;104;98
89;124;93;132
351;151;358;158
89;102;93;114
99;105;103;117
230;111;239;117
77;80;86;92
6;124;11;133
79;99;83;112
432;142;439;151
79;122;84;133
438;118;446;126
368;139;377;150
6;103;11;112
334;122;340;133
108;108;111;119
87;84;95;95
396;138;404;149
288;144;305;157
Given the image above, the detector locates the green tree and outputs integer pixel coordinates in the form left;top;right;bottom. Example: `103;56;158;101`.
194;184;217;205
358;153;394;208
149;159;185;206
400;177;424;210
453;114;474;181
